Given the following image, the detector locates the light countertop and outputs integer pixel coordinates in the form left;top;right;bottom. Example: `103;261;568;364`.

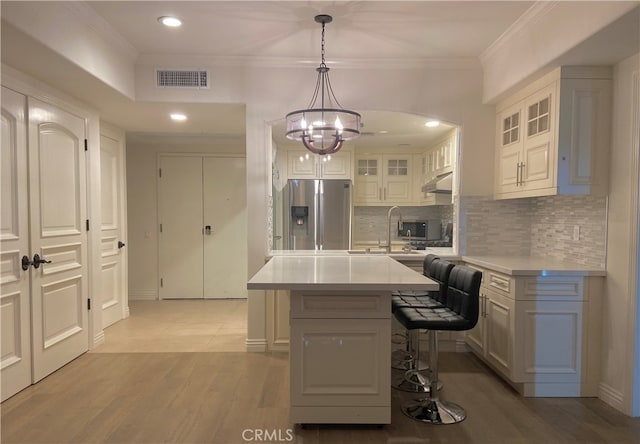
269;248;460;261
247;255;439;292
462;255;606;276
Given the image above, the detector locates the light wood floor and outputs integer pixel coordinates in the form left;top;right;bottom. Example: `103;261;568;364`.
2;300;639;444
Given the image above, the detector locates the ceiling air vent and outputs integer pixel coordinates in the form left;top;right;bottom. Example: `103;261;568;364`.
156;70;209;88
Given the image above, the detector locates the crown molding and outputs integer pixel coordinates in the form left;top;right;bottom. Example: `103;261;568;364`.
136;53;481;71
480;1;559;65
65;1;139;62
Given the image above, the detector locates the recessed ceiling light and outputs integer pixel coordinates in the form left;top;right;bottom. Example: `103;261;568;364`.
425;120;440;128
170;113;187;121
378;130;389;134
158;16;182;27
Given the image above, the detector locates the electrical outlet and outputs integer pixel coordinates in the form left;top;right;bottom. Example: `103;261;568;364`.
573;225;580;241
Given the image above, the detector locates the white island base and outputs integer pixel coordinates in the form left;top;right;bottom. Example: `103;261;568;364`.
289;290;391;424
247;255;438;425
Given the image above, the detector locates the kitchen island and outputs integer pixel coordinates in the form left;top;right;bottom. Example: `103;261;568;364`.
247;254;438;424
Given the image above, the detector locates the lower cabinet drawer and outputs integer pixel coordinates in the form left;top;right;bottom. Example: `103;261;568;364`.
290;291;390;319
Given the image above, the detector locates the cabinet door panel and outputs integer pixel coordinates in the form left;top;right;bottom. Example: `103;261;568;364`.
485;292;513;378
516;301;583;384
466;309;485;355
290;318;390;406
497;145;521;193
385;179;412;203
288;152;316;178
321;152;352;179
522;142;553;189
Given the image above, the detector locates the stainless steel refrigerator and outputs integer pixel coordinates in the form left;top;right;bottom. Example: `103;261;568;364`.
284;179;352;250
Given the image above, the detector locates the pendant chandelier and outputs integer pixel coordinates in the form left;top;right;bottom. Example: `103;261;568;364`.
285;14;361;155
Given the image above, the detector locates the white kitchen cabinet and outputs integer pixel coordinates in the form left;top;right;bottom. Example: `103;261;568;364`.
287;150;353;180
413;153;452;205
465;261;602;397
266;289;290;352
289;290;391;424
354;154;413;205
466;269;514;380
494;66;611;199
413;131;456;205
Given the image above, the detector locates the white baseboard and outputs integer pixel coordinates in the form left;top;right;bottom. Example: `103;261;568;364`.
455;339;469;352
246;338;268;352
129;290;157;300
124;304;130;318
599;382;627;414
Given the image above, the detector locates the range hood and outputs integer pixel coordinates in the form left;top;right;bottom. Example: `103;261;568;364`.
421;172;452;194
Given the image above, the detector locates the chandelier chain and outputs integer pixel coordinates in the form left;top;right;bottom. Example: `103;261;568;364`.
320;21;326;67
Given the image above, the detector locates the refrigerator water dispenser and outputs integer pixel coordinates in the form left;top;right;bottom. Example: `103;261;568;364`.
291;206;309;226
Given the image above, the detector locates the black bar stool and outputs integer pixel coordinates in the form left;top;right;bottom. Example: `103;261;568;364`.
392;258;454;393
391;255;440;370
394;265;481;424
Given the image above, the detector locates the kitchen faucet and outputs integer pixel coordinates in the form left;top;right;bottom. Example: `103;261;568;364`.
386;206;402;253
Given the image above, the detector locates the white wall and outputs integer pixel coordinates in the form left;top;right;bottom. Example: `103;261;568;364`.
480;2;637;103
1;2;137;98
601;52;640;415
126;136;246;299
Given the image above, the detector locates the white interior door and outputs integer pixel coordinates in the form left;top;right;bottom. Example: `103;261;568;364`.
203;157;247;298
28;97;89;383
158;156;203;299
100;133;127;327
1;87;32;401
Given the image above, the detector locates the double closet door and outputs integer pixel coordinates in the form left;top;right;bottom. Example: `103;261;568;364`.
158;155;247;299
1;87;90;401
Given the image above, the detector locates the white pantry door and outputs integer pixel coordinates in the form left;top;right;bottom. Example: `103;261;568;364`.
203;157;247;298
28;97;89;383
100;133;127;327
158;156;204;299
0;87;32;401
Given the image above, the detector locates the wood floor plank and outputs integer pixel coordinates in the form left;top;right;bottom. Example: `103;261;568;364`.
2;300;639;444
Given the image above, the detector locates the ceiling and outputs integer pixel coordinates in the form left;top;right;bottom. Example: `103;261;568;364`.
3;1;636;149
87;1;533;60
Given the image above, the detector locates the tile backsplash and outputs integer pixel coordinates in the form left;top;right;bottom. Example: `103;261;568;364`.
352;206;453;244
460;195;606;267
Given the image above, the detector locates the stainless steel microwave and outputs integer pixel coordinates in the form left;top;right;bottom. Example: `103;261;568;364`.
398;220;441;240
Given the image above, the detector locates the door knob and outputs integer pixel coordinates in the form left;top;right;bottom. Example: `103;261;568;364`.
118;241;126;249
21;255;33;271
32;253;52;269
204;225;212;235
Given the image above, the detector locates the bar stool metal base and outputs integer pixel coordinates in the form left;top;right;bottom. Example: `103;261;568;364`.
392;371;429;393
391;351;428;371
401;399;467;424
392;369;443;392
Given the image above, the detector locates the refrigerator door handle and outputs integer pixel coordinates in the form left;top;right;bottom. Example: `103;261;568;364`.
316;181;322;250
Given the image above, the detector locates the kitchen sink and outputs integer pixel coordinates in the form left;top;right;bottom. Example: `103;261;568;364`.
347;249;422;255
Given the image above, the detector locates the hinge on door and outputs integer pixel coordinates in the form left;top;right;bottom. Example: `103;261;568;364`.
86;219;90;231
87;298;91;310
84;139;88;151
159;168;162;178
160;278;164;288
159;223;163;233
